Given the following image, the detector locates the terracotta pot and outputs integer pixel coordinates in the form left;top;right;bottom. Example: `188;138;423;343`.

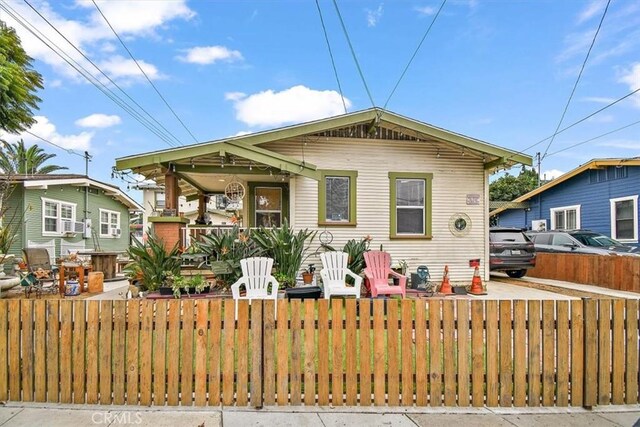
302;272;314;284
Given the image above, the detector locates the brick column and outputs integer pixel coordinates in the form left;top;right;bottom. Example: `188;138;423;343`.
148;216;190;252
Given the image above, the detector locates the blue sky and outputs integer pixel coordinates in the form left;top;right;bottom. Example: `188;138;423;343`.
1;0;639;196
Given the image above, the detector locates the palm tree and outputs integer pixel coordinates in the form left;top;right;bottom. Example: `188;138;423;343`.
0;139;67;174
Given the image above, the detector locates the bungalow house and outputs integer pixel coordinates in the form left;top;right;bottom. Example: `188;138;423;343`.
1;174;142;263
491;158;640;248
115;108;531;281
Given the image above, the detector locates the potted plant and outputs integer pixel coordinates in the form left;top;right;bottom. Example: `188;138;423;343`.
301;264;315;285
124;233;182;293
171;274;210;298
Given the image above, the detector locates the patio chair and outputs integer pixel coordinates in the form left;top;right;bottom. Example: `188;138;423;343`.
320;251;362;299
231;257;279;318
22;248;59;297
363;250;406;298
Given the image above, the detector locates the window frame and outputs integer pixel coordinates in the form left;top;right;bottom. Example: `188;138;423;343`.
247;182;290;228
610;195;638;243
318;170;358;227
550;204;581;230
389;172;433;239
41;197;76;236
99;208;121;238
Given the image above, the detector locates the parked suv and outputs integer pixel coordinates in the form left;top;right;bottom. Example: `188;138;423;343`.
525;229;638;255
489;227;536;278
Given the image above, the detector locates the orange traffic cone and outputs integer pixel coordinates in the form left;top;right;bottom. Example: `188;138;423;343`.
468;266;487;295
439;265;454;295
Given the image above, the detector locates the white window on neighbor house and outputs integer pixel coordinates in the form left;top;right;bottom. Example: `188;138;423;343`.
550;205;581;230
42;197;76;235
100;209;121;238
610;195;638;243
155;192;165;210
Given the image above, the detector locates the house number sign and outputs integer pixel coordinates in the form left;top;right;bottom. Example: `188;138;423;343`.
466;194;480;205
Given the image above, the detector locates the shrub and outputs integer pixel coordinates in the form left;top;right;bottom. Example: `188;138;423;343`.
124;233;181;292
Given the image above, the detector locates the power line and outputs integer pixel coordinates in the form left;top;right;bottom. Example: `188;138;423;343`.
546;118;640;157
331;0;376;108
314;0;348;114
541;0;611;159
24;130;86;158
92;0;197;144
383;0;447;109
17;0;182;148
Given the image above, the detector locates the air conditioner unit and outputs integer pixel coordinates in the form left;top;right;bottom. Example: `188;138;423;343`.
110;227;122;237
62;220;85;234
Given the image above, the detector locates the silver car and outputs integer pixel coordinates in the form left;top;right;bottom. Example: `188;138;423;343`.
525;230;639;256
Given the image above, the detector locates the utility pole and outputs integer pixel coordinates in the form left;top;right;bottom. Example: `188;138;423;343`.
536;152;541;187
84;151;92;238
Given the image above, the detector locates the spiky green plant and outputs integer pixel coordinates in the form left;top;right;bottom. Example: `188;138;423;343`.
124;233;181;292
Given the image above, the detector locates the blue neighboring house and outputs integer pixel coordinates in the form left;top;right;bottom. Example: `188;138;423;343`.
491;158;640;248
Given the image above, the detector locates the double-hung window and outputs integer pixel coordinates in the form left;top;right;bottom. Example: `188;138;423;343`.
550;205;580;230
42;198;76;235
389;172;433;238
100;209;121;237
610;196;638;242
318;170;357;226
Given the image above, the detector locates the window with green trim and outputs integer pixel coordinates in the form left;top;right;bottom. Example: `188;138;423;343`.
389;172;432;238
318;170;357;226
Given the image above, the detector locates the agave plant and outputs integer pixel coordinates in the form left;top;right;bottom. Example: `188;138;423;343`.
252;219;317;288
124;233;182;292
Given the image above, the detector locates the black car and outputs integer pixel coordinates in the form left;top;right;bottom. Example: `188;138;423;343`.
489;227;536;278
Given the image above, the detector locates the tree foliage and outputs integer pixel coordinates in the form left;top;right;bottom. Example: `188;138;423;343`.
0;139;67;174
0;21;43;135
489;168;538;201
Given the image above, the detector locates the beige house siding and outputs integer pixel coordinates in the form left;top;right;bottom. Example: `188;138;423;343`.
262;137;489;282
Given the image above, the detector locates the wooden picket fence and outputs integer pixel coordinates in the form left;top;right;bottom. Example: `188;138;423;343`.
528;252;640;292
0;298;638;407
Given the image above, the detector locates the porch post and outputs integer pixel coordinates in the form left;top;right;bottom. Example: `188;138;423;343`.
164;167;180;213
198;194;206;222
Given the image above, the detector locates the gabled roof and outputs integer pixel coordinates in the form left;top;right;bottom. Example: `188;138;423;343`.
490;158;640;216
115;107;532;172
1;174;142;210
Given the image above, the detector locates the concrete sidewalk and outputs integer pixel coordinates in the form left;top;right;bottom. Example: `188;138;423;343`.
1;404;639;427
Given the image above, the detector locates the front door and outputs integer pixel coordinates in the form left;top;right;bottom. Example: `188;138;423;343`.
248;182;289;227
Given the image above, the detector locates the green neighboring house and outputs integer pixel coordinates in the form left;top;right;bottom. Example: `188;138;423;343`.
1;174;142;263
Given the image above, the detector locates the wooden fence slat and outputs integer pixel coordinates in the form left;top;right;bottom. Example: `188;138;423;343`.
250;301;263;408
442;300;456;406
138;301;153;406
112;301;126;405
415;300;428;406
499;300;512;407
556;300;569;407
276;299;288;406
166;300;181;406
21;300;33;402
485;300;498;407
236;300;249;406
72;301;86;404
222;299;235;406
373;299;385;406
317;299;330;406
626;299;639;404
8;300;20;402
345;299;357;406
611;299;625;405
429;299;442;406
471;300;484;407
46;301;59;403
387;299;399;407
598;300;611;405
153;301;167;406
194;300;209;406
262;299;276;406
359;299;372;406
570;300;584;407
208;300;222;406
401;300;414;406
527;300;541;407
181;301;195;406
583;299;598;407
33;300;46;403
98;300;112;405
303;300;316;406
290;299;302;405
126;300;140;406
513;300;526;407
331;299;344;406
60;300;73;404
456;300;470;407
542;300;555;406
0;301;7;401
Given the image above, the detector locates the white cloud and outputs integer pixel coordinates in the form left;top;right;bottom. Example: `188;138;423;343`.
232;131;252;137
75;114;122;128
98;55;162;82
582;96;616;104
177;46;243;65
596;139;640;149
541;169;565;180
366;4;384;27
225;92;246;101
587;114;614;123
577;0;606;24
1;116;93;151
415;6;436;16
618;63;640;107
227;85;352;128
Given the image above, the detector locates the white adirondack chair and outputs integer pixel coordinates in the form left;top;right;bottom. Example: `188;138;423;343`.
231;257;279;317
320;251;362;299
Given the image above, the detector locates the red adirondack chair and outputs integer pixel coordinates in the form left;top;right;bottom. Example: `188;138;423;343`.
363;250;406;298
